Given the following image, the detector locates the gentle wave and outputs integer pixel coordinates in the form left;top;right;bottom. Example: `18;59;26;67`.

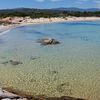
0;29;10;36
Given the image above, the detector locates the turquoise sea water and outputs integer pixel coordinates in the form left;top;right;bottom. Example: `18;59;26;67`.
0;21;100;100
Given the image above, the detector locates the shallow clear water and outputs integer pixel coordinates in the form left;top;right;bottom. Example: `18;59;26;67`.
0;21;100;100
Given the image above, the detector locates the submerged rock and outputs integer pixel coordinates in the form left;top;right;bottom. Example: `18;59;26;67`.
37;38;60;45
1;61;9;65
30;56;40;60
56;83;67;93
9;60;23;66
1;60;23;66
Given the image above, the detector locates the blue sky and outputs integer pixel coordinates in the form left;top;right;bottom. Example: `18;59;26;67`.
0;0;100;9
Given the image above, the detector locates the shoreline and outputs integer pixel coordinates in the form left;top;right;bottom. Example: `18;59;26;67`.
0;17;100;35
0;87;85;100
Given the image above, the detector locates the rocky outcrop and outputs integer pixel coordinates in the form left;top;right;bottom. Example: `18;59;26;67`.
37;38;60;45
0;88;85;100
0;88;27;100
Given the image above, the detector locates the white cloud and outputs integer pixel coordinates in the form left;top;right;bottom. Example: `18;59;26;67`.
94;0;100;8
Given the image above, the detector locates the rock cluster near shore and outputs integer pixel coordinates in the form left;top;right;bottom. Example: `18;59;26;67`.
0;88;27;100
0;88;85;100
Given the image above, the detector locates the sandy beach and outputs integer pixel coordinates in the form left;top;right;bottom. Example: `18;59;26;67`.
0;17;100;33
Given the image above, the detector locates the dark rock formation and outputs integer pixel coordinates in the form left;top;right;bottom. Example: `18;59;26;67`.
37;38;60;45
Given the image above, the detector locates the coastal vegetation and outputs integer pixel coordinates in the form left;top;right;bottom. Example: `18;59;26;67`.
0;8;100;18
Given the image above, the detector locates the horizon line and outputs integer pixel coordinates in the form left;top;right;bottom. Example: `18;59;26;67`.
0;7;100;10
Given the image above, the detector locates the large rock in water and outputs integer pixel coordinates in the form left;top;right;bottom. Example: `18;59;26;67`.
37;38;60;45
